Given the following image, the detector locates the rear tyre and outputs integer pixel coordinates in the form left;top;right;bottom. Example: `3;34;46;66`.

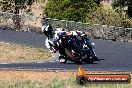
84;56;94;64
93;56;99;61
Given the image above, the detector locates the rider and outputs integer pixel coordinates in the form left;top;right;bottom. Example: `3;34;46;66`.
42;25;95;64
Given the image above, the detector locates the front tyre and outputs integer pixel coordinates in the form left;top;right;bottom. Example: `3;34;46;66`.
65;48;82;64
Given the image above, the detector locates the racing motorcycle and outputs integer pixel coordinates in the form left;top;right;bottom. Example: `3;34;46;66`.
53;32;98;64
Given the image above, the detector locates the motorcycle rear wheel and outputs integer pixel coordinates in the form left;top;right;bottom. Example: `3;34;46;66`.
84;56;94;64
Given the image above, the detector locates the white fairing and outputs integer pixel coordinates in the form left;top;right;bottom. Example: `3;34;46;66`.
70;31;82;35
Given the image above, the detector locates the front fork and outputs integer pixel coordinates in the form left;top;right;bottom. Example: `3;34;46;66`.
83;38;97;57
92;48;97;56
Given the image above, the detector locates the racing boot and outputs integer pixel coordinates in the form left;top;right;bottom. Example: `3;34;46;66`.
59;56;67;64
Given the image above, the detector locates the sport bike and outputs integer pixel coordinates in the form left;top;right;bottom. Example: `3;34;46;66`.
53;32;98;64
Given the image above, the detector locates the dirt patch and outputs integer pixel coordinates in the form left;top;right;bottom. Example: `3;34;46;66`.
0;70;75;81
0;42;52;63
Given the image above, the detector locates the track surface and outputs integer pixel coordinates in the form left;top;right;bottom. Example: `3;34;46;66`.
0;30;132;71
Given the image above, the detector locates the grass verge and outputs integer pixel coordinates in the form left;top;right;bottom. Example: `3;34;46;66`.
0;42;52;63
0;70;131;88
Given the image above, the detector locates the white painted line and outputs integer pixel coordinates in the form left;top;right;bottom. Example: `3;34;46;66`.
1;63;8;64
49;60;56;62
36;62;43;63
55;59;59;62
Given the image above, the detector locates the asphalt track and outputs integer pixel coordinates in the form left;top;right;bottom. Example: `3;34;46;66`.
0;30;132;72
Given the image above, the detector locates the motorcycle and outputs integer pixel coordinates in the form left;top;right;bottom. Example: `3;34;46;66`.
53;32;98;64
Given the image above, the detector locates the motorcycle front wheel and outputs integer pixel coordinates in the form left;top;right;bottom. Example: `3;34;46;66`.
65;48;82;64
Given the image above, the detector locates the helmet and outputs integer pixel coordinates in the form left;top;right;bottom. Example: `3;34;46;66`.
42;25;54;38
